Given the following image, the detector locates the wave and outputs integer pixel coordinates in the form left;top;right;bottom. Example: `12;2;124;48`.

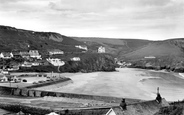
139;77;161;82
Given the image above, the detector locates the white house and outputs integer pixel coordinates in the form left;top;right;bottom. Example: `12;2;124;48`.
1;70;9;75
48;49;64;55
20;51;30;59
0;53;3;58
46;58;65;66
46;112;59;115
70;57;80;61
75;45;88;51
29;50;41;59
0;52;14;59
144;56;156;59
31;62;40;66
98;46;105;53
0;75;8;82
21;61;32;67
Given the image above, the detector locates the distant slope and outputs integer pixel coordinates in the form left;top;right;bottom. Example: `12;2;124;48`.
0;25;85;53
2;25;184;72
124;40;184;60
0;25;151;57
122;39;184;72
73;37;151;56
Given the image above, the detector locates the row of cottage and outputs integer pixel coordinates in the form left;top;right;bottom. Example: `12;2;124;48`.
0;49;65;59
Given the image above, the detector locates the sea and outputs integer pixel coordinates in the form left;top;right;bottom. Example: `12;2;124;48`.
41;68;184;102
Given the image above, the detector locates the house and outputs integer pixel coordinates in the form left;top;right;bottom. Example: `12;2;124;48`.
46;58;65;66
0;53;3;58
75;45;88;51
20;51;30;59
29;50;41;59
31;62;40;66
0;75;8;82
7;65;19;71
21;61;32;67
6;75;20;83
11;76;19;82
105;99;169;115
0;52;13;59
48;49;64;55
1;70;9;75
12;51;21;58
70;57;80;61
98;46;105;53
144;56;156;59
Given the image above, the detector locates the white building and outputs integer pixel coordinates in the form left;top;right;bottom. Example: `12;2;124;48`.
48;49;64;55
1;70;9;75
0;76;8;82
75;45;88;51
144;56;156;59
46;58;65;66
21;61;32;67
0;52;14;59
70;57;80;61
98;46;105;53
29;50;41;59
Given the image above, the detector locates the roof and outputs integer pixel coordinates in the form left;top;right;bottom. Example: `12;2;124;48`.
1;52;12;57
108;99;169;115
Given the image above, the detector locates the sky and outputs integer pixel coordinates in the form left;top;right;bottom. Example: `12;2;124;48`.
0;0;184;40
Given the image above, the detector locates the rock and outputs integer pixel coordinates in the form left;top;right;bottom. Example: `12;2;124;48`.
41;91;48;97
28;90;35;97
56;93;62;97
35;90;41;97
13;88;21;96
21;88;28;96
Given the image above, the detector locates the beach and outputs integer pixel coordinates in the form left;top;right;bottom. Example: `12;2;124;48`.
5;68;184;101
35;68;184;101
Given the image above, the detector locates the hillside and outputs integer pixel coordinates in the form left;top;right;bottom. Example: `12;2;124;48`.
124;40;184;60
1;25;184;72
123;39;184;72
73;37;151;56
0;25;152;56
0;25;85;54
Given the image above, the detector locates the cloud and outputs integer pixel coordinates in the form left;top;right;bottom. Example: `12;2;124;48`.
0;0;184;40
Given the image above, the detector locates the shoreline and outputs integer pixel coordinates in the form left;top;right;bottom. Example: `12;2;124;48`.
2;68;184;101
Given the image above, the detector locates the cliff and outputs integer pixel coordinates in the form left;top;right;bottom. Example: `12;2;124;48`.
18;53;116;73
60;53;116;73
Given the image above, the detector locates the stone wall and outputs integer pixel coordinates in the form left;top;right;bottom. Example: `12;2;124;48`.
0;86;140;104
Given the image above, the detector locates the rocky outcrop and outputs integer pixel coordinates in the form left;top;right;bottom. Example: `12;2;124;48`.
129;56;184;72
60;53;116;73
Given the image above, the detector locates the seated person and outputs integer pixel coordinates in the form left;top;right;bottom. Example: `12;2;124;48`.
120;98;127;110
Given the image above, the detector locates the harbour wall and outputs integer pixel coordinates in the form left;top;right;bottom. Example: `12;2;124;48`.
0;86;140;104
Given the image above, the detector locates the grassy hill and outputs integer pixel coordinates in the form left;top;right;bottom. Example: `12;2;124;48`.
1;25;184;72
0;25;85;54
73;37;151;56
122;39;184;72
124;40;184;60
